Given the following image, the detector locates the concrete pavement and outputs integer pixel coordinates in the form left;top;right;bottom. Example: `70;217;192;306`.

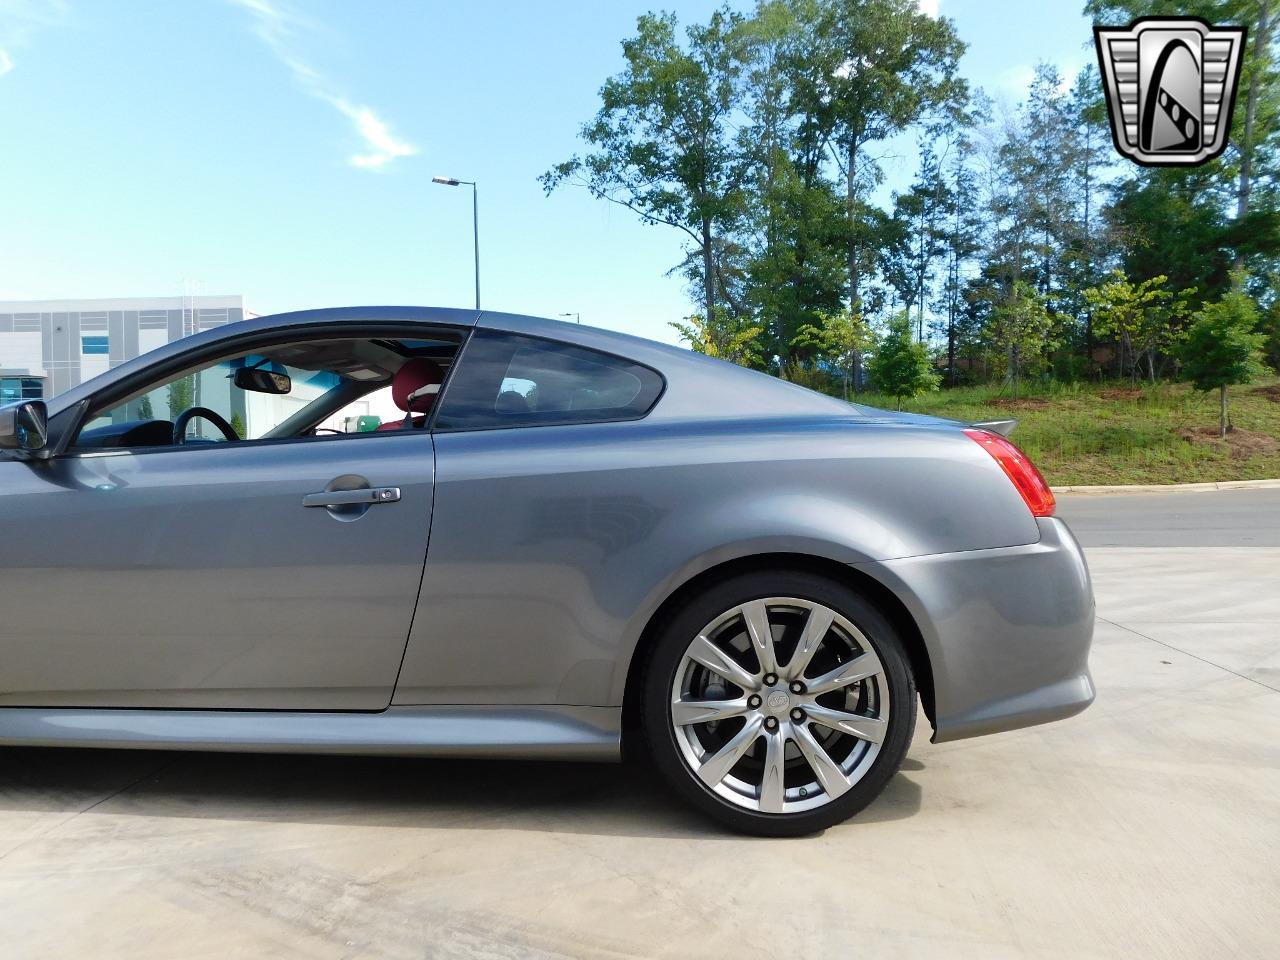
0;494;1277;959
1056;488;1280;547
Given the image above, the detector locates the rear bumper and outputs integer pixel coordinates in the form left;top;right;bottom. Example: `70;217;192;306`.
855;517;1095;743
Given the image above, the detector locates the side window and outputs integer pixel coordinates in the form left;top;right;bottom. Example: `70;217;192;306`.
317;384;399;434
70;334;464;450
75;355;343;449
435;331;664;430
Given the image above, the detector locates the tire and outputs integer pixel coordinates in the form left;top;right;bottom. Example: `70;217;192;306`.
641;569;916;837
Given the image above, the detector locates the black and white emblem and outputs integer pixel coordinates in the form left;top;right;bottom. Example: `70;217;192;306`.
1095;17;1246;167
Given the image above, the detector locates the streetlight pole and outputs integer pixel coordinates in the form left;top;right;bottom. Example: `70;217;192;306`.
432;175;480;310
559;312;581;324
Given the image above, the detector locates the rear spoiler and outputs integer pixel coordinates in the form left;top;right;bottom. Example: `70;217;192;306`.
969;419;1017;438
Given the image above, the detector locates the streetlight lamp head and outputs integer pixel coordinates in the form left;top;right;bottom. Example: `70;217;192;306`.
431;175;479;309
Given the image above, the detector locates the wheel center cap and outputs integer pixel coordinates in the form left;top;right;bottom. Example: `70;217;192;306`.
765;690;790;714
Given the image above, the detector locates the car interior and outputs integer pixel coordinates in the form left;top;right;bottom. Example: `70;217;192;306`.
73;334;464;451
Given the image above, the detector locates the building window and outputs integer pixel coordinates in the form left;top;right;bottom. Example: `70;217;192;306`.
1;378;43;402
81;335;110;355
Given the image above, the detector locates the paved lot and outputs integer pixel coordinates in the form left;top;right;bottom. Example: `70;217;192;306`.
2;493;1278;959
1057;488;1280;547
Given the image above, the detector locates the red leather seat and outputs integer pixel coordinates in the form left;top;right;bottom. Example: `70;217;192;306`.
376;358;444;431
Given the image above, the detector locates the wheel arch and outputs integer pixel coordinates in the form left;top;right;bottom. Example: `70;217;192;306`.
619;552;936;753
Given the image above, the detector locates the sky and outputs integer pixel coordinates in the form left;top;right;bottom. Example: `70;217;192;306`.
0;0;1095;346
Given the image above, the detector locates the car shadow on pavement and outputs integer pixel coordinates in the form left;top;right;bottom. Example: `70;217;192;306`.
0;747;924;839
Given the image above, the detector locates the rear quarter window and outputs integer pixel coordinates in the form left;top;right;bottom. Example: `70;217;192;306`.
434;330;664;430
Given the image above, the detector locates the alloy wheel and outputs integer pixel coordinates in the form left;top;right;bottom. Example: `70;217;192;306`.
669;597;890;815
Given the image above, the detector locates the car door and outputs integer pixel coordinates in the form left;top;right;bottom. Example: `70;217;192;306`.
0;416;436;712
391;329;667;706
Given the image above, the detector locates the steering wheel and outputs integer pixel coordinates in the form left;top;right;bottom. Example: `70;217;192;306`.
172;407;239;445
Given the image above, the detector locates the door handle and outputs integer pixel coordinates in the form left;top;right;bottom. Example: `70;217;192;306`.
303;486;401;508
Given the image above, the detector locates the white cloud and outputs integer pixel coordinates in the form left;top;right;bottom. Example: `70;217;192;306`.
0;0;67;31
834;57;869;80
334;98;417;170
918;0;940;18
0;0;68;78
999;58;1086;99
228;0;417;171
998;64;1036;96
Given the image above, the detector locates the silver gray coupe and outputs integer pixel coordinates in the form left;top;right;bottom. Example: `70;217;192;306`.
0;307;1094;835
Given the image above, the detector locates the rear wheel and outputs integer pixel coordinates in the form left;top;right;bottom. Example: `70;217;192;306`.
642;570;916;836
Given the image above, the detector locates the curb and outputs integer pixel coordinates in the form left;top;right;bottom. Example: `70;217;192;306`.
1053;478;1280;496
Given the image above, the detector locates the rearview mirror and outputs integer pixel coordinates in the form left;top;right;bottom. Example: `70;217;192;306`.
0;400;48;452
233;367;292;395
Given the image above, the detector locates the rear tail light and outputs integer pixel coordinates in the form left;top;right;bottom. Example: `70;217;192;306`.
963;428;1056;518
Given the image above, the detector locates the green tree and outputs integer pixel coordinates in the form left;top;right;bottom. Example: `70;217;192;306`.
1106;171;1233;303
742;151;848;366
867;311;938;408
805;0;966;317
791;307;874;398
167;376;194;418
549;1;1280;391
1262;287;1280;371
980;65;1078;301
1060;64;1115;366
670;309;766;367
730;2;854;369
542;8;750;326
1021;64;1076;299
927;124;984;385
889;141;950;342
1178;278;1271;436
1083;271;1193;383
985;281;1057;396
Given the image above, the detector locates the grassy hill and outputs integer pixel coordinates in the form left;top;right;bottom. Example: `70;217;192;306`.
852;379;1280;486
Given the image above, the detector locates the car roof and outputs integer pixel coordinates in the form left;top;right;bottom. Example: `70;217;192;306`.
48;305;860;423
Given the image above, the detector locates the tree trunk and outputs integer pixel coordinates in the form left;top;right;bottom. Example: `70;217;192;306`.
847;140;859;315
701;217;714;325
917;218;927;342
847;139;865;395
1083;140;1094;370
1219;384;1228;438
947;313;957;387
946;252;957;387
1236;1;1272;226
1085;309;1095;377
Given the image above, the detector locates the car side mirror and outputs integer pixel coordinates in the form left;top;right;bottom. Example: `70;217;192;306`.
233;367;292;395
0;400;48;453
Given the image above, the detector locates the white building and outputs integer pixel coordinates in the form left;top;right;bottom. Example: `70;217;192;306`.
0;295;249;403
